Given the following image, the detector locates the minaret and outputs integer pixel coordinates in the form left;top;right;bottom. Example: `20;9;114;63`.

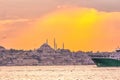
54;38;56;50
63;43;64;49
56;43;57;50
46;39;48;44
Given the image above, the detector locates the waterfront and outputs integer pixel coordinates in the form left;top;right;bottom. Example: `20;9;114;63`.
0;65;120;80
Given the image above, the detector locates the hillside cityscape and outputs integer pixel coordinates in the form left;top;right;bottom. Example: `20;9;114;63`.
0;40;118;66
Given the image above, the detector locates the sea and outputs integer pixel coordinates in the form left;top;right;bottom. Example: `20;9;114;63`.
0;65;120;80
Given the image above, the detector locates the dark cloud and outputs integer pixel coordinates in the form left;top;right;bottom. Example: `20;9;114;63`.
55;0;120;12
0;0;119;20
76;0;120;12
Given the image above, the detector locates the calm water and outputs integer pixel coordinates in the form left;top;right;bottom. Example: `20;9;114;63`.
0;65;120;80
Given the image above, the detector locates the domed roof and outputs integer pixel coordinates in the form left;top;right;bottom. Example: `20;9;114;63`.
37;43;54;53
0;46;5;50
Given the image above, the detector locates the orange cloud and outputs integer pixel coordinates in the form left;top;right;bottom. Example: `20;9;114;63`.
0;19;30;24
1;7;120;52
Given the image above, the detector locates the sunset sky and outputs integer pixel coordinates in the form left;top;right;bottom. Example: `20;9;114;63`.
0;0;120;52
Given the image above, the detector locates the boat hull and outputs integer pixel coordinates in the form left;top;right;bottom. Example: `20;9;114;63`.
92;58;120;67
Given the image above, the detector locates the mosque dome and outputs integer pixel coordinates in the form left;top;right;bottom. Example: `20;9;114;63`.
37;43;55;53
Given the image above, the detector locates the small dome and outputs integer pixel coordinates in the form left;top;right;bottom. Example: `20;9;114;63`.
0;46;5;50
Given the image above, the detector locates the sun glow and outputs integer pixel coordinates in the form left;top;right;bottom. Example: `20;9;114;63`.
32;8;102;51
1;7;120;52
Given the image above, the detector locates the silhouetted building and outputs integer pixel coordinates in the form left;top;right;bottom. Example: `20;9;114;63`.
0;46;6;51
37;43;55;53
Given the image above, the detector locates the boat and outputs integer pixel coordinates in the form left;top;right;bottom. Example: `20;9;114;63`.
90;48;120;67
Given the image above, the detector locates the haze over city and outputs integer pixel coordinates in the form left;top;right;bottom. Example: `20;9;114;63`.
0;0;120;51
